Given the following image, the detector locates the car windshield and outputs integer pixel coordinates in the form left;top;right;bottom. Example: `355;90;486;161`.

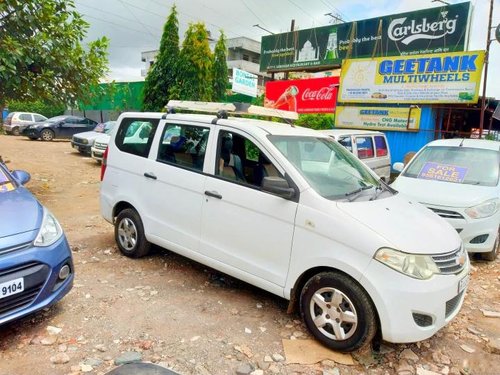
46;116;66;123
268;135;381;200
0;167;15;193
403;146;500;187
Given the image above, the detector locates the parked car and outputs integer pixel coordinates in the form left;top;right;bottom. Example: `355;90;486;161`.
71;121;116;155
3;112;47;136
0;161;73;325
100;101;469;352
320;129;391;181
23;115;98;141
392;138;500;261
91;121;147;163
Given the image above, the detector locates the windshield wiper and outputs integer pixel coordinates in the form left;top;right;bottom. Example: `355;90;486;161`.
345;185;374;201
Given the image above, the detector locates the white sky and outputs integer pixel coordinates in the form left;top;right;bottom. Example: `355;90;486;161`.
75;0;500;98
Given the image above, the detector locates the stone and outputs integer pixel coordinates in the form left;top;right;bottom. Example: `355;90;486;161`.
58;344;67;352
84;358;103;367
114;351;142;365
401;349;419;362
486;337;500;354
257;360;270;370
41;336;57;346
46;326;62;335
139;340;154;350
481;309;500;318
416;368;441;375
50;353;70;364
80;364;93;373
95;344;108;352
441;355;451;365
397;360;414;375
459;345;475;353
263;355;273;363
236;362;254;375
272;353;285;362
251;370;264;375
245;328;252;334
323;368;341;375
190;336;200;342
441;366;450;375
194;364;212;375
293;331;303;338
234;345;253;358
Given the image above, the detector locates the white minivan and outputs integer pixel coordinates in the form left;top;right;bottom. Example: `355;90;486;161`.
320;129;391;181
392;138;500;261
100;102;469;352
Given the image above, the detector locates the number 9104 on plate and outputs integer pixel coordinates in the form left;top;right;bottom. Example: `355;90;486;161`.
0;278;24;299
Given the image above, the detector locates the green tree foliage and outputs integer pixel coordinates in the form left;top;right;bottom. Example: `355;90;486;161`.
212;31;228;101
173;23;213;101
0;0;109;110
7;100;65;119
295;114;334;130
142;5;179;111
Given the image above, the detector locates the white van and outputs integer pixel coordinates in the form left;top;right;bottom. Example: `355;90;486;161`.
100;102;468;352
320;129;391;181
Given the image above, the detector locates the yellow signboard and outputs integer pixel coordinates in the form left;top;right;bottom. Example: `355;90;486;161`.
336;106;421;131
339;51;485;104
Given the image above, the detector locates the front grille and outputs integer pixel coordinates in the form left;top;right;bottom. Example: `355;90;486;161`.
0;241;31;256
0;262;48;317
445;291;464;318
413;312;433;327
432;247;467;274
94;142;107;150
470;234;488;244
427;207;464;220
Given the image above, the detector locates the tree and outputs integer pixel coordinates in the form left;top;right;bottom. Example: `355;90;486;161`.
173;23;213;101
0;0;109;112
212;31;228;101
142;5;179;111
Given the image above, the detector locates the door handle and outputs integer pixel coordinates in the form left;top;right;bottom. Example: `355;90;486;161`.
204;190;222;199
144;172;157;180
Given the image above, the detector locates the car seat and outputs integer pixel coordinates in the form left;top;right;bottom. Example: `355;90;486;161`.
220;135;244;181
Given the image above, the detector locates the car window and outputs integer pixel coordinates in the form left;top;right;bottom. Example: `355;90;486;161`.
355;136;374;159
338;136;353;152
157;123;209;171
19;113;32;121
403;146;500;186
34;114;46;122
216;130;282;187
374;135;388;157
116;118;159;158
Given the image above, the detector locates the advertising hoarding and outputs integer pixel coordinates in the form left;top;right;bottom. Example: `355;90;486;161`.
260;2;471;72
338;50;485;104
265;77;339;114
336;106;421;131
232;68;258;97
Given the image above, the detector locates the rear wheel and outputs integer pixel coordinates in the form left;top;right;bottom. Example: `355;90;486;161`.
482;229;499;261
114;208;151;258
40;129;54;141
300;271;377;352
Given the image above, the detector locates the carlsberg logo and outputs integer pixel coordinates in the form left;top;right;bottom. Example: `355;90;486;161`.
388;12;458;45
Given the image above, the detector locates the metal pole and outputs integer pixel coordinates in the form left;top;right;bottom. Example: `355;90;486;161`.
284;20;295;80
479;0;494;138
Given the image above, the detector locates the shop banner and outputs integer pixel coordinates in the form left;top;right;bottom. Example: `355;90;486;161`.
260;2;470;72
232;68;258;97
335;106;421;131
265;77;339;114
339;50;485;104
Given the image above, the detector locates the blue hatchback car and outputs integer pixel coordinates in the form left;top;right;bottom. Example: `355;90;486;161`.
0;161;73;325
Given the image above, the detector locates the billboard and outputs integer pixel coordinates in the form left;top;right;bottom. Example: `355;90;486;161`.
339;50;485;104
232;68;258;97
260;2;471;72
336;106;421;131
265;77;339;114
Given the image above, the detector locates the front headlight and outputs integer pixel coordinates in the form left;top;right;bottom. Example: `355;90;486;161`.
82;139;89;144
465;199;499;219
375;248;440;280
34;209;63;247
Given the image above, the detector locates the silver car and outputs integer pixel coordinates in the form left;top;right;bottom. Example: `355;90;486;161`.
3;112;47;136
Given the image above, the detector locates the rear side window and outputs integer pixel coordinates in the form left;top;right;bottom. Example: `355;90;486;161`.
116;118;159;158
355;137;374;159
374;136;388;157
337;136;353;152
19;113;32;121
157;123;209;171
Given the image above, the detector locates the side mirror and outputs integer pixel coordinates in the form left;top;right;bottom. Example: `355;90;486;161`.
393;162;404;173
12;170;31;185
262;176;295;199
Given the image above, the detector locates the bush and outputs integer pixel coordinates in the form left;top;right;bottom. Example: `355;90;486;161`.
295;113;334;130
6;100;66;119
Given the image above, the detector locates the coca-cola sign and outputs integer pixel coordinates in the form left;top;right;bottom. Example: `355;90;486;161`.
265;77;339;114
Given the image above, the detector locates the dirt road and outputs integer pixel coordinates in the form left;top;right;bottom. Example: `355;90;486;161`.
0;135;499;375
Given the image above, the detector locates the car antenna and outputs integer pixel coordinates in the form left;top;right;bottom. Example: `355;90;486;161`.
458;138;465;147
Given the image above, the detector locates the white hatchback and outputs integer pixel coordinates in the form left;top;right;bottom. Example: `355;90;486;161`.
100;102;469;352
392;138;500;261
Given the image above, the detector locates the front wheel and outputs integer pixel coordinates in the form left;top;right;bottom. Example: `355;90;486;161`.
114;208;151;258
12;127;20;136
300;272;377;352
40;129;54;141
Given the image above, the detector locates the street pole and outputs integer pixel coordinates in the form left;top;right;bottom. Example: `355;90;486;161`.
479;0;494;138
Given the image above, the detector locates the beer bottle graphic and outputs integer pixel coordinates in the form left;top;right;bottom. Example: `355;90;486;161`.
326;31;338;60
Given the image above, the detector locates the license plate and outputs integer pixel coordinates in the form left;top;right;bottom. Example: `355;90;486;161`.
458;274;469;294
0;278;24;299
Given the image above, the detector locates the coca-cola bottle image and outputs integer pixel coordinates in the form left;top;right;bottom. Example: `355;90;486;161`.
271;85;299;112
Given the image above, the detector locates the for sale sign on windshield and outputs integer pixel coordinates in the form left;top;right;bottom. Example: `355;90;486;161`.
418;162;468;183
264;76;339;114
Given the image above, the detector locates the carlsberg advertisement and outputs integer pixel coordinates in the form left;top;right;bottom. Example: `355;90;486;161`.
260;2;471;72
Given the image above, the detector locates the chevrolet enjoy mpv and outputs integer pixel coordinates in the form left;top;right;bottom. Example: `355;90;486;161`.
100;101;469;352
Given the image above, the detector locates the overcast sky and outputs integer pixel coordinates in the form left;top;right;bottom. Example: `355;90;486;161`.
75;0;500;98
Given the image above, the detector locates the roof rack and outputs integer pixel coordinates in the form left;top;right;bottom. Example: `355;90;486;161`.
166;100;299;121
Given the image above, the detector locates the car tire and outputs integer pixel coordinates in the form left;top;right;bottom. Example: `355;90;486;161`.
40;129;55;141
482;228;499;261
12;127;20;136
115;208;151;258
300;271;377;352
